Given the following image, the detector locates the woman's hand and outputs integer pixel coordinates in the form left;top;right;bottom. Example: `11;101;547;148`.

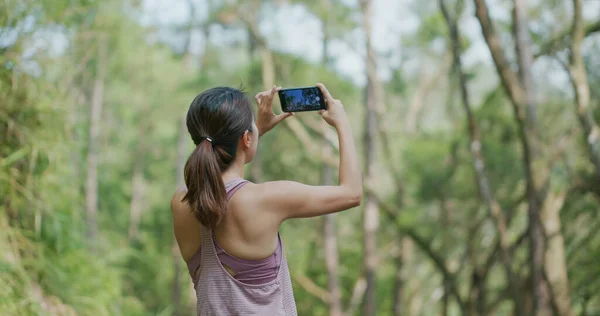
316;83;349;128
255;85;294;137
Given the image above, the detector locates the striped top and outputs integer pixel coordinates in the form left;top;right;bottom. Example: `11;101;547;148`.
189;178;298;315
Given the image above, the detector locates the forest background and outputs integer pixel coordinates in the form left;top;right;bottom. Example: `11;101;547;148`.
2;0;600;315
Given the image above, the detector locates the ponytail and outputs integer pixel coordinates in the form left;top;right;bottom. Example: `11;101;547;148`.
182;140;228;228
182;86;254;227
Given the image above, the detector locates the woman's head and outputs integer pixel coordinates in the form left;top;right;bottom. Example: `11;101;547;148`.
182;87;257;228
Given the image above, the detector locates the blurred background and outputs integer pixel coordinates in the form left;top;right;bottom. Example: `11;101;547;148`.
2;0;600;315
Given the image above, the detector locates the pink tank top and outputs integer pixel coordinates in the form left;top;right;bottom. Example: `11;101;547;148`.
186;178;298;315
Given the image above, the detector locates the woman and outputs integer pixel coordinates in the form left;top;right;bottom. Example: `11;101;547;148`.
171;83;362;315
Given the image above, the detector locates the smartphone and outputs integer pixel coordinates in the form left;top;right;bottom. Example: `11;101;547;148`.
278;86;326;112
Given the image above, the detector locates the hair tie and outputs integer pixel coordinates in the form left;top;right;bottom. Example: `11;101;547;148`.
200;136;213;144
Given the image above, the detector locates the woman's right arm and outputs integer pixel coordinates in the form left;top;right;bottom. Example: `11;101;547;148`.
258;83;362;221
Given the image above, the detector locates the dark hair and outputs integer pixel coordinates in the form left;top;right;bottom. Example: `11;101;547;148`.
182;87;254;228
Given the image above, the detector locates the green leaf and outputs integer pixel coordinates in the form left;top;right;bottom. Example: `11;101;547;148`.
0;148;29;169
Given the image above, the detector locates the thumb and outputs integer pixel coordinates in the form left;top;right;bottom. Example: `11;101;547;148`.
276;112;294;123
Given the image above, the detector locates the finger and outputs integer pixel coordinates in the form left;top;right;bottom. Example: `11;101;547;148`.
316;83;334;102
318;110;326;116
275;112;294;123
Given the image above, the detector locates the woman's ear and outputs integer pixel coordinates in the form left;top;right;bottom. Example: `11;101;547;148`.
242;130;252;148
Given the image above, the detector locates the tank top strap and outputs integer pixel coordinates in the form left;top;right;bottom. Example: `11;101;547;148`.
225;178;250;200
199;224;213;266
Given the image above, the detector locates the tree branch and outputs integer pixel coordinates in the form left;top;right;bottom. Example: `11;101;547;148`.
225;2;339;168
441;1;524;312
535;20;600;59
283;118;338;167
567;0;600;180
486;287;511;314
293;273;331;304
404;53;451;135
343;276;367;316
367;187;468;313
473;0;526;108
299;116;339;150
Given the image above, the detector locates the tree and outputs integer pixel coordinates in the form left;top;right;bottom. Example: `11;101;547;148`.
473;0;573;314
568;0;600;180
439;0;524;314
85;35;107;244
4;0;600;314
318;2;343;315
359;0;382;314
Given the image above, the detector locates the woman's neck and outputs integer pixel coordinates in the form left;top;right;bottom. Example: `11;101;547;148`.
222;158;246;183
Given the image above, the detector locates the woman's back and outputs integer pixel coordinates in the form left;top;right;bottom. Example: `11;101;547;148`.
171;84;361;315
182;178;297;315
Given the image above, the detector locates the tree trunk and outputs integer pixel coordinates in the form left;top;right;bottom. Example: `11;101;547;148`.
69;91;85;208
542;192;572;316
241;6;271;183
392;245;404;316
260;47;275;90
512;1;554;314
472;1;570;314
512;0;537;129
470;269;486;316
391;192;409;316
322;25;330;68
128;160;145;241
568;0;600;180
319;11;343;315
393;237;413;316
439;196;451;316
323;195;343;316
404;61;448;135
200;0;212;71
321;127;342;315
172;115;188;315
440;1;523;313
359;0;380;314
183;0;196;69
200;26;210;70
248;45;275;183
320;0;331;67
85;37;107;243
442;278;450;316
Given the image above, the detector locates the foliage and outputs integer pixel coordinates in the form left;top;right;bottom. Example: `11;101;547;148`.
2;0;600;315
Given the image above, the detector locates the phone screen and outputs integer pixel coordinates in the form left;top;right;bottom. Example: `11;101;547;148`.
278;86;326;112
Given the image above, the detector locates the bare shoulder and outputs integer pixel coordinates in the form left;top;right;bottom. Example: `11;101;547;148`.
237;180;308;204
252;180;307;194
170;188;202;261
171;188;197;225
243;180;294;195
170;188;190;215
224;181;287;233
